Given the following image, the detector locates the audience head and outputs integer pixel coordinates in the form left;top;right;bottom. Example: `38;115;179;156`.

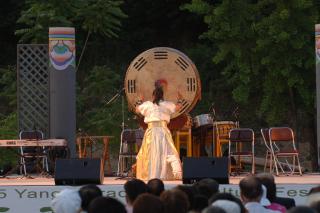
287;206;317;213
88;197;126;213
133;193;164;213
202;206;226;213
256;173;277;202
124;178;148;205
211;200;241;213
79;184;103;211
309;186;320;195
307;192;320;212
209;193;246;213
147;178;165;196
193;194;209;212
51;188;81;213
195;178;219;199
239;176;262;203
175;184;196;210
256;172;275;182
160;189;189;213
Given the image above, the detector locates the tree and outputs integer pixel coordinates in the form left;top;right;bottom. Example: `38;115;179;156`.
184;0;318;124
184;0;319;167
15;0;127;43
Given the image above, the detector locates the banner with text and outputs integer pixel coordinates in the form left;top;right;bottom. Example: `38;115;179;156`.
0;184;317;212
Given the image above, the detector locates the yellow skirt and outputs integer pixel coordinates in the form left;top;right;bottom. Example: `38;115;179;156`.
136;121;182;180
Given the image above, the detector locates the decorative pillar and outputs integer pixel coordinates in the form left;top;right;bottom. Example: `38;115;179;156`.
316;24;320;168
49;27;76;157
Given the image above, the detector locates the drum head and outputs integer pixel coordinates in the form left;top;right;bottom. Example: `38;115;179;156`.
125;47;201;118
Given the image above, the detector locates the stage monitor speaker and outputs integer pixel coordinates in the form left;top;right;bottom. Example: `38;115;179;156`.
55;158;103;185
183;157;229;184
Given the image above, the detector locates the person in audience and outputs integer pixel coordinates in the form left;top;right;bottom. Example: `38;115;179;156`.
239;176;279;213
51;188;82;213
211;200;241;213
124;178;148;213
306;191;320;212
209;193;246;213
147;178;165;196
87;197;126;213
257;173;295;210
287;206;317;213
256;175;286;213
79;184;103;212
160;188;190;213
175;184;197;211
133;193;164;213
193;194;209;212
202;206;226;213
194;178;219;199
308;185;320;195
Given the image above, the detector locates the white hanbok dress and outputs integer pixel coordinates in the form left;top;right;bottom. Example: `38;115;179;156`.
136;101;182;180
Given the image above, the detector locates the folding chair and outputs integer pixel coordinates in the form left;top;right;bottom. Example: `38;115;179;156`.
19;130;49;176
261;128;273;172
269;127;302;176
228;128;255;174
214;121;238;157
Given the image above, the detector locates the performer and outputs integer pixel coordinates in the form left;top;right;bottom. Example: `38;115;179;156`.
135;82;182;180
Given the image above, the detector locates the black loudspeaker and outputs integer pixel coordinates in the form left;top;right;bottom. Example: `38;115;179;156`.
183;157;229;184
54;158;103;185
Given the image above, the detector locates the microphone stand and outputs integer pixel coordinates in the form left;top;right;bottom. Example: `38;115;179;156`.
209;103;216;157
106;88;133;177
232;107;240;127
106;87;126;132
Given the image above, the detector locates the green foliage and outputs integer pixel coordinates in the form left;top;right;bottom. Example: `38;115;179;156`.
0;207;9;212
77;0;127;38
0;112;18;167
78;65;123;135
183;0;318;126
15;0;127;43
0;66;17;113
40;207;53;212
0;66;18;167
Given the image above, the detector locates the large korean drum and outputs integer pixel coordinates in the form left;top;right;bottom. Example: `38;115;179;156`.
125;47;201;119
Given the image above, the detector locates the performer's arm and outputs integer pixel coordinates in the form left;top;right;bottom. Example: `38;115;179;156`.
175;102;183;112
135;94;144;114
175;91;183;112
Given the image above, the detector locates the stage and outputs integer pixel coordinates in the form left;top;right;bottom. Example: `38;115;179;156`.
0;174;320;185
0;174;319;212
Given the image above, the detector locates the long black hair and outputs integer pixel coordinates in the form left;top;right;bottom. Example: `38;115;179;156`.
153;86;164;105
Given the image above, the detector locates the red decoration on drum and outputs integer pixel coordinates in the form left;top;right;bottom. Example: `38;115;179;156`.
155;79;168;90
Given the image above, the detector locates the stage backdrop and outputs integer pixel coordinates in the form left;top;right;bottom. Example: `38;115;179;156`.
0;184;317;212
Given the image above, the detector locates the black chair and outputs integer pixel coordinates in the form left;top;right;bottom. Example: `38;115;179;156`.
228;128;255;174
19;130;49;176
117;129;144;176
